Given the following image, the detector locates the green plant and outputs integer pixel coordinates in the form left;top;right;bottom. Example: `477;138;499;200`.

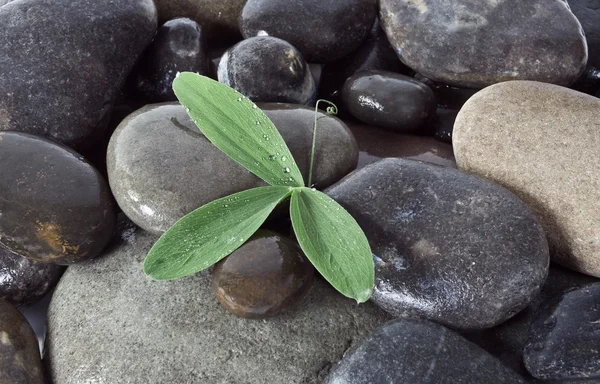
143;73;374;303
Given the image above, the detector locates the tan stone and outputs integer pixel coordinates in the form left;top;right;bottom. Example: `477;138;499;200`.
453;81;600;276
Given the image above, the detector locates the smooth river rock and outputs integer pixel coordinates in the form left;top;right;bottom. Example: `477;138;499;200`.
239;0;377;63
0;0;157;149
568;0;600;68
327;158;550;330
326;319;527;384
0;299;44;384
453;81;600;277
107;103;358;234
0;247;64;306
379;0;587;88
0;132;116;264
524;283;600;381
46;227;391;384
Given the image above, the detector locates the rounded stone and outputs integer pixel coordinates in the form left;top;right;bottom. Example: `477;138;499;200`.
0;132;116;264
218;36;316;105
46;228;391;384
0;299;44;384
567;0;600;68
379;0;587;88
130;18;210;103
107;103;357;234
239;0;377;63
326;158;550;330
453;81;600;277
0;247;64;306
0;0;157;149
212;230;314;319
342;70;436;133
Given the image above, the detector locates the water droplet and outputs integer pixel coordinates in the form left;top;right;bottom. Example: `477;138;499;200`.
311;187;317;191
223;204;229;208
254;161;260;166
255;121;261;125
281;156;287;161
275;152;280;156
237;97;242;102
252;105;257;109
268;155;276;161
283;167;290;173
263;134;269;140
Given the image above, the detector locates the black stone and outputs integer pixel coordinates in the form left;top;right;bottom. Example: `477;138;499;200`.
0;132;116;264
325;319;527;384
0;299;44;384
380;0;587;88
0;247;64;306
218;36;316;105
432;108;459;144
524;283;600;381
567;0;600;69
414;74;479;110
342;70;436;133
326;158;549;330
239;0;377;63
130;18;210;103
0;0;157;149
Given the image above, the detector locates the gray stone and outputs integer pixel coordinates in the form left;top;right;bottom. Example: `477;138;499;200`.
218;36;316;105
153;0;246;46
130;18;210;103
453;81;600;277
326;158;549;330
567;0;600;69
239;0;377;63
107;103;358;234
46;227;391;384
0;247;64;307
0;0;157;149
342;70;436;133
380;0;587;88
326;319;527;384
0;299;44;384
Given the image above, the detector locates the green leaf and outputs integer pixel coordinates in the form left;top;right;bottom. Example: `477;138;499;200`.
172;72;304;187
289;187;374;303
144;186;293;280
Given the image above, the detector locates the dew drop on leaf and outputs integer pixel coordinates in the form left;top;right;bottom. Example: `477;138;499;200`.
268;155;276;161
283;167;291;173
281;156;287;161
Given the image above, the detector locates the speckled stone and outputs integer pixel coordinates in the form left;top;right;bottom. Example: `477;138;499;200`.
0;247;64;306
380;0;587;88
568;0;600;68
524;283;600;380
0;132;116;264
325;319;527;384
153;0;246;46
346;122;456;169
0;299;44;384
218;36;316;105
0;0;157;149
342;71;436;133
107;103;357;234
326;158;549;330
212;230;314;319
239;0;377;63
46;228;391;384
130;18;210;103
453;81;600;277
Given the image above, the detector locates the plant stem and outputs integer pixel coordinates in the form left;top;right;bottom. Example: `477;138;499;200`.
308;99;338;188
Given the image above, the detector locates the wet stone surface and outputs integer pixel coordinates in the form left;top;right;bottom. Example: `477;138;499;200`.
0;299;44;384
212;230;314;319
0;132;116;264
218;36;316;105
327;158;549;330
0;247;64;307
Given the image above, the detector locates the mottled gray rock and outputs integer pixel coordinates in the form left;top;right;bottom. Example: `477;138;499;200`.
454;81;600;277
130;18;210;103
153;0;245;46
326;319;527;384
0;132;116;264
524;283;600;381
379;0;587;88
239;0;377;63
0;247;64;306
0;299;44;384
342;70;436;133
107;103;357;234
568;0;600;68
327;158;549;330
46;227;391;384
218;36;316;105
0;0;157;149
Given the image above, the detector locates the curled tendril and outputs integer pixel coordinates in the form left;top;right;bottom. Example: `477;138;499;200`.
308;99;338;188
